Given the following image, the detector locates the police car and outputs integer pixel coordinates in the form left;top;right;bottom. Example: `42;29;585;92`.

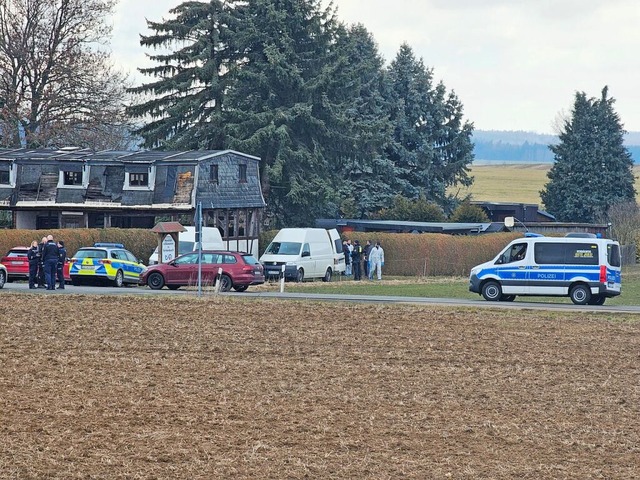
68;243;146;287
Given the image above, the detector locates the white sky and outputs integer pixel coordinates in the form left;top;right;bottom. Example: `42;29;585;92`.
110;0;640;134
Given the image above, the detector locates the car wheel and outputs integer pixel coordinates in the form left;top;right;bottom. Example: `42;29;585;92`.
113;270;124;288
322;268;332;282
481;280;502;301
233;284;249;292
500;294;516;302
296;268;304;283
167;285;180;291
0;270;5;289
587;294;606;305
570;284;591;305
147;272;165;290
218;274;232;292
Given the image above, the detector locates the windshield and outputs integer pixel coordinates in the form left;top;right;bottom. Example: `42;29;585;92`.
265;241;301;255
74;249;107;259
178;241;195;254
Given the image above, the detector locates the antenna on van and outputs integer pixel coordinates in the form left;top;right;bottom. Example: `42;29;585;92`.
504;216;529;232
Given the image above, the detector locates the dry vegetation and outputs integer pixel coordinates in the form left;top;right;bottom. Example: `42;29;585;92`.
1;294;639;479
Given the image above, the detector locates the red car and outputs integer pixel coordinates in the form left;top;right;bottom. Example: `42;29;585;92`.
139;250;265;292
1;247;29;281
1;246;71;283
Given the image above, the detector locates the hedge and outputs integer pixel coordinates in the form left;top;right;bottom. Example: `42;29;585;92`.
0;228;158;264
258;228;521;277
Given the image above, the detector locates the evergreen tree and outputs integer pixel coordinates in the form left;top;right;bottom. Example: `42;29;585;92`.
449;201;489;223
127;0;239;149
384;44;474;209
541;87;635;223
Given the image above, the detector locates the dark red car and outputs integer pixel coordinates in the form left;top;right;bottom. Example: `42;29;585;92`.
1;246;71;283
139;250;265;292
1;247;29;281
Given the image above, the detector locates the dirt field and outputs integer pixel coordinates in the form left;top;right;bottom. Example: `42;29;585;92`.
1;294;639;479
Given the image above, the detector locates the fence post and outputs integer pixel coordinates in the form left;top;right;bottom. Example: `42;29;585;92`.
214;267;222;294
280;264;285;293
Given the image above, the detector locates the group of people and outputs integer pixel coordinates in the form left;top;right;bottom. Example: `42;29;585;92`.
343;239;385;280
27;235;67;290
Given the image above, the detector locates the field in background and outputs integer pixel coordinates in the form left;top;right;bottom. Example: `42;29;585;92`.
458;164;640;206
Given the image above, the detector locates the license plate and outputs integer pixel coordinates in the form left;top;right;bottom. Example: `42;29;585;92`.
11;261;23;265
81;265;95;270
267;270;280;275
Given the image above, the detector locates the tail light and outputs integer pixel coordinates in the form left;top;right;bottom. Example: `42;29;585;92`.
68;258;76;264
99;259;112;265
242;265;254;273
599;265;607;283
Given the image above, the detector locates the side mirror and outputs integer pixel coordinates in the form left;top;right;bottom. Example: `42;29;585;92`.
496;254;506;265
302;251;310;258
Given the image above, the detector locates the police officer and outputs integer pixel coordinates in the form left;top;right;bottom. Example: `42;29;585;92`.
27;240;39;289
56;240;67;289
352;239;363;280
42;235;60;291
37;236;47;288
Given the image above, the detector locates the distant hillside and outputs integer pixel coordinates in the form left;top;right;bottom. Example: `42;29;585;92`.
472;130;640;164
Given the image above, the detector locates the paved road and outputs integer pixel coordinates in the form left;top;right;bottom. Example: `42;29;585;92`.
3;281;640;314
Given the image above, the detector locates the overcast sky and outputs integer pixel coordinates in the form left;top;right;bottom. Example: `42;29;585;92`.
111;0;640;134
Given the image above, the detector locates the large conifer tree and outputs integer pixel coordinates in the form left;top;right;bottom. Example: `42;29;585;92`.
541;87;635;223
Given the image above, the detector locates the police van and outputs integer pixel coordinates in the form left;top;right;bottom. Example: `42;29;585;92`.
469;233;622;305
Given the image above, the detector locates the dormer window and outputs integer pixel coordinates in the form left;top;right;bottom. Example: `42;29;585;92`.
210;164;219;184
0;165;10;185
124;165;155;191
130;172;148;187
63;171;82;186
239;164;247;183
57;162;88;189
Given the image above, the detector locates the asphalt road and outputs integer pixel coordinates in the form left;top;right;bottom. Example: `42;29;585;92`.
3;281;640;314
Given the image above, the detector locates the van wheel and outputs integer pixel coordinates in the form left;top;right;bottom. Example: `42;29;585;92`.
587;294;606;305
500;294;516;302
322;268;332;282
296;269;304;283
570;284;591;305
482;281;502;301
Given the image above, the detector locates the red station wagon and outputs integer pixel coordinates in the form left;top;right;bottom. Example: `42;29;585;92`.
139;250;265;292
1;247;29;281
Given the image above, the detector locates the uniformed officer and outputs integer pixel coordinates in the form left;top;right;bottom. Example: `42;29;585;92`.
56;240;67;289
27;240;39;289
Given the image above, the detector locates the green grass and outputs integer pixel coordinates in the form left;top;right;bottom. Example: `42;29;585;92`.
279;265;640;306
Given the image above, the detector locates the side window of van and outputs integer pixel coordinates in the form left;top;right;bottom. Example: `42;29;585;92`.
301;243;311;257
565;243;598;265
534;243;565;264
534;243;598;265
499;243;527;264
607;244;621;267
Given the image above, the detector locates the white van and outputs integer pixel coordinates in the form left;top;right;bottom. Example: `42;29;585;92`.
148;226;224;265
260;228;345;282
469;233;622;305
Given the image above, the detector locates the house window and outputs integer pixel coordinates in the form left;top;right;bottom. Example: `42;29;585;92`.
63;171;82;186
0;170;9;185
210;164;219;184
130;172;149;187
239;164;247;183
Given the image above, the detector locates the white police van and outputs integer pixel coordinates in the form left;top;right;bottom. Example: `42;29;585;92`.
469;233;622;305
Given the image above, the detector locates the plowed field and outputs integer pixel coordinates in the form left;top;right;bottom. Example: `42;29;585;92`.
1;294;639;479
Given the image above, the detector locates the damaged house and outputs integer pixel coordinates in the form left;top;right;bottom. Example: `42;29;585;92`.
0;148;265;255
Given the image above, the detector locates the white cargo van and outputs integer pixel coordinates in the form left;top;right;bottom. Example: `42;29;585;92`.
148;226;224;265
469;233;622;305
260;228;345;282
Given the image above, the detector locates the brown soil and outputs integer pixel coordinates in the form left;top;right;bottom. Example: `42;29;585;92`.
1;294;639;479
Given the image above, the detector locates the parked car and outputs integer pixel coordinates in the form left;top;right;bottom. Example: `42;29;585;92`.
68;243;145;287
1;247;29;282
0;261;6;288
139;250;264;292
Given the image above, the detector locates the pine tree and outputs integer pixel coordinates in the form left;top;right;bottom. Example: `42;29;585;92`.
541;87;635;223
384;44;474;208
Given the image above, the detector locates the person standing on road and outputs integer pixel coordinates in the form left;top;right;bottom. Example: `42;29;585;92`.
27;240;39;289
56;240;67;289
343;239;352;276
369;241;385;280
37;236;47;288
42;235;60;291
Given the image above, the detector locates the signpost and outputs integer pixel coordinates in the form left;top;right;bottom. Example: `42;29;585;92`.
161;235;176;263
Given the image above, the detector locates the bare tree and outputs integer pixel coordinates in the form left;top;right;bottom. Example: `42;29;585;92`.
0;0;133;149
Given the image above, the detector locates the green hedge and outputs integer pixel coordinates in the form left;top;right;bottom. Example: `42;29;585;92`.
0;228;158;264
